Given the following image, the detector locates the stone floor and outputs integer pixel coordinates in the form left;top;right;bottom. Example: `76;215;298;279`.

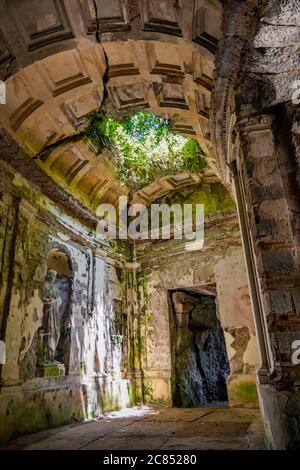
2;406;265;450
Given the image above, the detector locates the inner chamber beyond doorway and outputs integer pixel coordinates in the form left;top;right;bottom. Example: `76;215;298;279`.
169;288;230;407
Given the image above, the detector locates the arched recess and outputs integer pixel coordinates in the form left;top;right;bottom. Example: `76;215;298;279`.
46;244;73;373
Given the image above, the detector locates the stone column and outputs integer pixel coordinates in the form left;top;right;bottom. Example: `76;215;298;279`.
234;110;300;449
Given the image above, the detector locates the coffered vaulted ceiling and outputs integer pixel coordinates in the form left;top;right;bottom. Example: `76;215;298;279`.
0;0;223;213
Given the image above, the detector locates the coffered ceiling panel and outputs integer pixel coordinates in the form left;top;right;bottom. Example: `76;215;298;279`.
140;0;182;36
103;42;139;78
192;0;222;53
108;82;150;111
146;42;184;78
8;0;74;51
79;0;130;34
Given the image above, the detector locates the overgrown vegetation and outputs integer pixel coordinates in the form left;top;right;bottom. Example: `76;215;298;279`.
84;112;206;188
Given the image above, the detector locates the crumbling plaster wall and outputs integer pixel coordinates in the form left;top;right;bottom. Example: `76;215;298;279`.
137;217;260;406
0;161;133;443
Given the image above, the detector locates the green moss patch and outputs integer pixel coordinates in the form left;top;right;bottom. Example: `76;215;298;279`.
230;380;259;405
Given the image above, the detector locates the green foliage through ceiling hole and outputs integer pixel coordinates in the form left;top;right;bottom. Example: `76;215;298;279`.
84;112;207;188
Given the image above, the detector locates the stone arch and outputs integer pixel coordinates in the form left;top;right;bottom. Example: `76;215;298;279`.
0;37;218;210
0;0;224;213
0;0;223;81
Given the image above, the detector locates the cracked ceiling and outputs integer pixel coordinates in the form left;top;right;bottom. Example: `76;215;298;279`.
0;0;223;216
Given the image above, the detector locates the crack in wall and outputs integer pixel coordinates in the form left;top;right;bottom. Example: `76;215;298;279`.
34;1;110;162
92;0;101;43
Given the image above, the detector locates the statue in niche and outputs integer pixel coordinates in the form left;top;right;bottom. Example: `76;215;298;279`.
55;274;72;369
41;269;62;364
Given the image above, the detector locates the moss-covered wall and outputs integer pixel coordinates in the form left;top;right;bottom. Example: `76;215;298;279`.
155;182;236;216
0;161;136;444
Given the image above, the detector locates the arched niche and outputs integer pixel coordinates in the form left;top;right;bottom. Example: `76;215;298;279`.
46;245;73;373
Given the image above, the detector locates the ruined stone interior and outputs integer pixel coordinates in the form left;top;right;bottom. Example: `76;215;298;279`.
0;0;300;450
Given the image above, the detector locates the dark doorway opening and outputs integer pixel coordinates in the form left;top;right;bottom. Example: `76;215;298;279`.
169;287;230;407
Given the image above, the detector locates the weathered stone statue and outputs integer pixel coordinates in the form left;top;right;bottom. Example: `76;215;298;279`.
41;269;62;364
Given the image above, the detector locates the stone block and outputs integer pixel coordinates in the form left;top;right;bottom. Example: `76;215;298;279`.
249;129;274;158
255;217;292;242
291;288;300;315
268;289;293;314
261;249;294;272
272;331;300;356
251;184;284;205
256;219;292;244
256;218;275;238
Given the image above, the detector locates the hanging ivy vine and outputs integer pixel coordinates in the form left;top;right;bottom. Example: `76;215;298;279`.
84;111;207;188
